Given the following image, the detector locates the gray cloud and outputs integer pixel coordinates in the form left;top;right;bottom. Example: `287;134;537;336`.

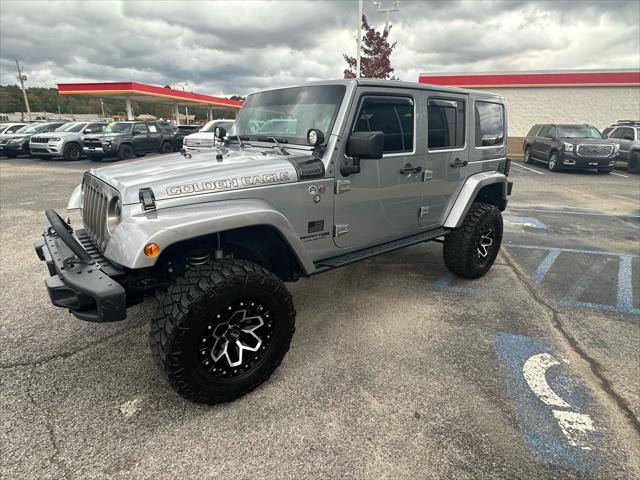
1;0;638;97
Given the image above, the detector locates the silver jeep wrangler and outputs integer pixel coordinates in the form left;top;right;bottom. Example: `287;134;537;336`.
35;79;512;404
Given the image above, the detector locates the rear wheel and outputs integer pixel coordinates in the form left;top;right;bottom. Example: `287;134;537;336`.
443;202;503;279
160;141;173;154
548;151;560;171
629;152;640;174
116;144;134;161
150;258;296;404
523;147;533;164
63;143;82;161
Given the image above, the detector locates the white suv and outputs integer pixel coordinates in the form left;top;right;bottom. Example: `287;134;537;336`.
183;119;234;151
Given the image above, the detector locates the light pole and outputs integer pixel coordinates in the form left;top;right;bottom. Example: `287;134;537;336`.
15;60;31;121
356;0;363;78
373;0;400;30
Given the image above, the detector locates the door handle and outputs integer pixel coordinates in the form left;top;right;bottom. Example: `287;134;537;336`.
450;158;468;168
400;164;422;175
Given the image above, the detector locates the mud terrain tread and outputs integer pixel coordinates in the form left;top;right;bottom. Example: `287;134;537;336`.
150;258;295;403
443;202;502;279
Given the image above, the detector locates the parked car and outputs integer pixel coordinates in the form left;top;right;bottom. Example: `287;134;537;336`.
0;122;66;158
29;122;107;161
0;123;27;135
523;124;618;173
173;124;201;150
35;79;512;403
183;119;234;151
82;121;177;161
602;120;640;174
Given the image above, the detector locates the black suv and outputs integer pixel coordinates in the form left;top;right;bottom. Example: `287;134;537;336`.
523;124;618;173
83;121;177;161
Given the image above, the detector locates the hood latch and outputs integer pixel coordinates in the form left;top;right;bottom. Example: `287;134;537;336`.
139;187;156;211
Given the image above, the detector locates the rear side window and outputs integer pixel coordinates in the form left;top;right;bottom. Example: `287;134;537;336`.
353;96;414;153
474;101;504;147
527;125;541;137
538;126;554;138
133;123;148;134
428;98;465;149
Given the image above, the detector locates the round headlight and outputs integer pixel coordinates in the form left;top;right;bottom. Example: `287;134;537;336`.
307;128;325;147
107;197;122;234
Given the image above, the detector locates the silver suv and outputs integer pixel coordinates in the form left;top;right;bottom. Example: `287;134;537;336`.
35;79;512;404
183;119;235;151
603;121;640;173
29;122;107;161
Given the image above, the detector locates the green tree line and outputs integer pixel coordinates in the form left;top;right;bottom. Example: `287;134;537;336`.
0;85;236;120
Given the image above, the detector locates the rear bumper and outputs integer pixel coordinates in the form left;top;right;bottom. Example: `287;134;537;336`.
35;217;126;322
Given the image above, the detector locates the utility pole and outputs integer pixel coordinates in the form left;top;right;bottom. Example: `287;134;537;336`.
373;0;400;30
15;60;31;121
356;0;363;78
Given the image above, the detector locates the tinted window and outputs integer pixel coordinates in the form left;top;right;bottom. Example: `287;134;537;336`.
557;125;601;139
353;97;414;153
527;125;541;137
474;101;504;147
46;123;65;132
133;123;148;134
538;126;553;138
84;123;105;133
428;98;465;149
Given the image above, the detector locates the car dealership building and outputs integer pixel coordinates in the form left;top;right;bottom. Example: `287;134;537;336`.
419;69;640;155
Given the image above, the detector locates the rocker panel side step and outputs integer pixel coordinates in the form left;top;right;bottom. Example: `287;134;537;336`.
313;228;448;272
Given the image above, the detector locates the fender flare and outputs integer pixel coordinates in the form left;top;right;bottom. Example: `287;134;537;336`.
67;184;82;210
103;199;315;273
443;171;508;228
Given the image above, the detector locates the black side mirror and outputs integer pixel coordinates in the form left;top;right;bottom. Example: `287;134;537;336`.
215;127;226;140
341;131;384;176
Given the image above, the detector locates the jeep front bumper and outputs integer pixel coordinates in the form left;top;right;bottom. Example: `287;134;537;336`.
35;211;126;322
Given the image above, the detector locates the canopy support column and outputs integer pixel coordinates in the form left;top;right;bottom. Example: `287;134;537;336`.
125;98;134;120
174;104;180;126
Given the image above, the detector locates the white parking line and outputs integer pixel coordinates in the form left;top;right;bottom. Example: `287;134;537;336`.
511;162;545;175
611;172;629;178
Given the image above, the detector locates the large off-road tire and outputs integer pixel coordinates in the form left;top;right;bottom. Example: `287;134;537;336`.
628;152;640;174
523;146;533;164
116;144;134;161
150;258;296;404
548;151;560;171
159;141;173;154
63;143;82;161
443;202;503;279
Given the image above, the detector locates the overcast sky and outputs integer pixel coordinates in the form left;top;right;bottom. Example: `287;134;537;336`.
1;0;638;97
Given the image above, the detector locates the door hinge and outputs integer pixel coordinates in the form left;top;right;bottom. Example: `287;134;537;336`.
335;179;351;194
422;170;433;182
334;224;350;237
419;206;429;218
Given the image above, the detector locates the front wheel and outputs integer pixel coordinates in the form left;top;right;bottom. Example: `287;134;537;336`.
548;152;560;171
628;152;640;174
116;144;134;161
443;202;503;279
63;143;82;161
150;258;296;404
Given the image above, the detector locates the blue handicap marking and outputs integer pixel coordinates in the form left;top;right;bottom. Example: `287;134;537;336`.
493;332;606;472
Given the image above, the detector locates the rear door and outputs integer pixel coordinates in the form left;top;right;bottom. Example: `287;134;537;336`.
419;93;469;227
333;90;422;248
613;127;634;160
147;123;163;151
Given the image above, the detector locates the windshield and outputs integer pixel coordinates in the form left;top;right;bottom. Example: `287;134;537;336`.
57;122;87;132
234;85;346;144
15;123;49;134
104;123;132;133
201;120;234;132
558;126;602;139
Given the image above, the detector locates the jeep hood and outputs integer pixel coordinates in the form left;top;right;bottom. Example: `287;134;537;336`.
88;148;301;204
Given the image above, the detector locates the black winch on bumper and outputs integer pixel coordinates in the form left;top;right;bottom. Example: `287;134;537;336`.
35;210;126;322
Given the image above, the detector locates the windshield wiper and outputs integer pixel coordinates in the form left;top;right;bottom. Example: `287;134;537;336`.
256;136;290;155
227;135;252;148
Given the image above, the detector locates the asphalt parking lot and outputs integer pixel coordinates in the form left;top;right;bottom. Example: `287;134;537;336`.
1;155;639;479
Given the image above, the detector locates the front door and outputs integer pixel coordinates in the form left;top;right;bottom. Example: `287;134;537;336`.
334;91;422;248
132;123;150;152
419;93;469;227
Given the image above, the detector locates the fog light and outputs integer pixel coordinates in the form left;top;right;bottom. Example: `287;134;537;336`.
144;243;160;257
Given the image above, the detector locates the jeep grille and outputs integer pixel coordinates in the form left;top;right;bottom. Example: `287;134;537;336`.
82;174;119;251
30;136;48;143
576;144;613;158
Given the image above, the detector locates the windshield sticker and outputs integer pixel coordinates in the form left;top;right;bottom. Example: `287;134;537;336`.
166;172;291;196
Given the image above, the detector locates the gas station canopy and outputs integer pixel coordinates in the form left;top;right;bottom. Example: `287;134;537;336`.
57;81;243;122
